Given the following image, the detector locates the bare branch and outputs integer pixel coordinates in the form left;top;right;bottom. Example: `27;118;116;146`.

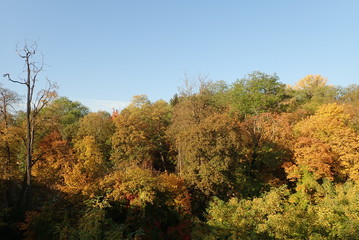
3;73;27;85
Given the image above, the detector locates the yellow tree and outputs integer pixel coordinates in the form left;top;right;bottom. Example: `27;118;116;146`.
61;136;107;197
294;74;328;92
292;74;337;112
76;111;114;161
0;87;21;181
286;103;359;181
112;95;172;171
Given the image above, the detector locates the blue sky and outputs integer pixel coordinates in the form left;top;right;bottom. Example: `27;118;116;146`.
1;1;358;112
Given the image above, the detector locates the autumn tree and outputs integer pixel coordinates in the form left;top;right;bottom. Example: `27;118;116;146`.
31;98;89;190
285;103;359;182
99;166;192;239
168;83;244;203
291;74;338;112
0;87;23;211
32;130;74;189
340;84;359;103
0;87;21;181
29;99;89;189
112;95;172;171
239;112;294;194
61;136;107;197
3;42;57;209
65;111;114;196
174;112;242;196
338;85;359;131
76;111;114;161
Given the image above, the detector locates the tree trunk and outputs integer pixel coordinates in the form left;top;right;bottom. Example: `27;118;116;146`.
25;53;32;210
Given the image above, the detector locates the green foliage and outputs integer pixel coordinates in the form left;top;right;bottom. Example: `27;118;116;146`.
229;71;288;117
206;180;359;240
75;207;125;240
41;97;89;141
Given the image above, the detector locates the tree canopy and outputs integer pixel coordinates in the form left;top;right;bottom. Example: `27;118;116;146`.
1;67;358;239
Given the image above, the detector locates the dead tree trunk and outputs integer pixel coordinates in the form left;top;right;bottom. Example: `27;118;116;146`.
3;42;56;210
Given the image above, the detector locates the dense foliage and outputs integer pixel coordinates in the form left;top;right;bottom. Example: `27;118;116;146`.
1;72;359;239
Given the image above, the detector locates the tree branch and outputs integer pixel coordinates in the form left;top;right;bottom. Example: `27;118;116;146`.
3;73;27;85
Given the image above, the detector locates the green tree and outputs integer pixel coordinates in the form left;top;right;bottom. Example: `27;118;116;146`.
229;71;288;117
206;179;359;240
40;97;89;141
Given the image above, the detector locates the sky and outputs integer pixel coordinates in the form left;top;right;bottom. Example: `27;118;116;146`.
1;1;358;112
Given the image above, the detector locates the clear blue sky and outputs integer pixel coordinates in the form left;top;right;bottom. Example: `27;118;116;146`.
1;1;358;112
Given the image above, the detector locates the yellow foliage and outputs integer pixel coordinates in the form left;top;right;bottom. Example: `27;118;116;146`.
60;136;107;196
294;74;327;90
111;97;171;169
287;103;359;181
159;173;191;214
32;131;74;187
102;166;158;206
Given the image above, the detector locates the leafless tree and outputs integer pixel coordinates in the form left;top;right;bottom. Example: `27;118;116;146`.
3;41;57;209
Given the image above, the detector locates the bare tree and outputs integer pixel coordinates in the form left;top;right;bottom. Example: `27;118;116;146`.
3;41;57;209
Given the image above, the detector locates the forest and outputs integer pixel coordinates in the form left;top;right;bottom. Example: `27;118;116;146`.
1;45;359;239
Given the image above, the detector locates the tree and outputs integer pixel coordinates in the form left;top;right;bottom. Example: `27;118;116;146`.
32;130;74;189
291;74;338;112
3;42;57;209
61;136;107;197
338;85;359;131
174;112;242;196
285;103;359;182
112;95;172;171
239;112;294;194
40;97;89;141
168;86;243;196
0;87;21;180
76;111;114;161
229;71;288;117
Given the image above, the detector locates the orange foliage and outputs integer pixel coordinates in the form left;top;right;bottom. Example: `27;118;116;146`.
159;173;191;214
61;136;107;197
286;103;359;181
33;131;75;188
